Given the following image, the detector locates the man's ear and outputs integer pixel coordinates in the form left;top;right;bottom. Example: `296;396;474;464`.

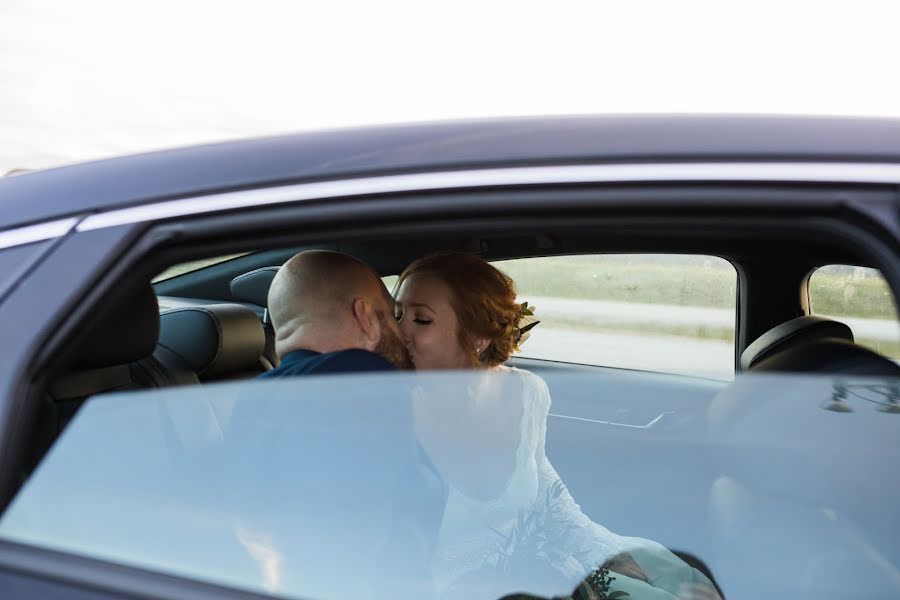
352;297;380;344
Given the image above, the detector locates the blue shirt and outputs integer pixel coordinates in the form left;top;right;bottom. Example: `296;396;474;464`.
258;348;395;378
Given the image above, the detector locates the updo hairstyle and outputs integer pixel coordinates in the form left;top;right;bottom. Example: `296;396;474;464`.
396;252;522;368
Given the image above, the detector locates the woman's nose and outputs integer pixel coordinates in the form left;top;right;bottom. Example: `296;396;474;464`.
398;318;413;341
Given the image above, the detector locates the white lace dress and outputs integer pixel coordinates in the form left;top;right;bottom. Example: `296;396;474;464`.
419;366;715;599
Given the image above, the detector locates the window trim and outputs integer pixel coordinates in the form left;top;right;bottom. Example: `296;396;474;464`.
4;162;900;251
0;538;277;600
73;162;900;232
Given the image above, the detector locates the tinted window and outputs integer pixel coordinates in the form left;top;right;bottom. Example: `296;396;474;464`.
494;255;737;380
382;274;398;290
4;372;896;600
808;265;900;359
153;253;251;282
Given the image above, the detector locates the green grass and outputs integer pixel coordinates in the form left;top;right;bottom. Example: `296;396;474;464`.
535;314;897;356
497;256;899;320
498;256;737;309
541;315;735;342
808;271;898;320
858;337;900;357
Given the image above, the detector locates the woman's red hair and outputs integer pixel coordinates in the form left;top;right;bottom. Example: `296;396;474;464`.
396;253;521;367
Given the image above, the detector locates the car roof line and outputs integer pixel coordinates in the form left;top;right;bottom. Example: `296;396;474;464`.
76;161;900;231
0;217;80;251
1;161;900;250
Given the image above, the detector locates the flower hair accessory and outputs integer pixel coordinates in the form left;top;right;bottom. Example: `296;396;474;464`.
513;301;540;351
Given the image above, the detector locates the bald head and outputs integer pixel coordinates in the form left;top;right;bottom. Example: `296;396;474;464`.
268;250;398;358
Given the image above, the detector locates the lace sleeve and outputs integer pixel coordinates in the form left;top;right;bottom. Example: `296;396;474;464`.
510;368;626;578
520;369;719;598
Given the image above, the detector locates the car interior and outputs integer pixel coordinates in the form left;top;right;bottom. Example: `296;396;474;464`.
17;205;897;473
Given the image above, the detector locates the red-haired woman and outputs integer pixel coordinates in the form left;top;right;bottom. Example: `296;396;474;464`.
394;253;718;600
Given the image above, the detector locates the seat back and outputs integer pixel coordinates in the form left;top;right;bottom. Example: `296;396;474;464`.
741;315;853;371
751;337;900;376
29;284;162;472
229;266;280;367
50;282;163;423
155;303;268;382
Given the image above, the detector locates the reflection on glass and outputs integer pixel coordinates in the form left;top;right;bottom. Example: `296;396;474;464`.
413;369;718;599
2;372;898;600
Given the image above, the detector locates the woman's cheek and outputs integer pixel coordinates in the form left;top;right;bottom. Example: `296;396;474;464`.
420;330;436;356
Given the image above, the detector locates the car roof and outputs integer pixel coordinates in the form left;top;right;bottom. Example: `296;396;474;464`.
3;114;900;230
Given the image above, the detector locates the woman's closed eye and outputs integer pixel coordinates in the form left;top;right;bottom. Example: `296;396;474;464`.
394;310;432;325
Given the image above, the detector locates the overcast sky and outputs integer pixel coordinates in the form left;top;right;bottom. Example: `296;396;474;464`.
2;0;899;173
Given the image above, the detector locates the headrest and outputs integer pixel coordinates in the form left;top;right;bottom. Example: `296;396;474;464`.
752;338;900;376
741;316;853;371
158;304;266;378
229;266;279;308
75;283;160;369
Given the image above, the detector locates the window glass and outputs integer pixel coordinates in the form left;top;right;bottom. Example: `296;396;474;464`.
152;253;250;282
382;274;399;291
2;372;898;600
494;255;737;380
808;265;900;359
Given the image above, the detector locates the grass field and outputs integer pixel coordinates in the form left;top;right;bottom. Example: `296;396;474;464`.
496;255;899;320
496;256;900;357
499;256;736;310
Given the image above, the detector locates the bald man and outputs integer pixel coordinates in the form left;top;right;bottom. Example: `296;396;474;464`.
260;250;412;377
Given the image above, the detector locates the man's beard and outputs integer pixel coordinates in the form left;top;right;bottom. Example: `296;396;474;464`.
375;311;414;370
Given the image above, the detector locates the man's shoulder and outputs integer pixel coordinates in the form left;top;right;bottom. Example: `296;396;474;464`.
262;348;396;378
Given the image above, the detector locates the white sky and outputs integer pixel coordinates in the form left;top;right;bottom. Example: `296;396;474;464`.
1;0;899;173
